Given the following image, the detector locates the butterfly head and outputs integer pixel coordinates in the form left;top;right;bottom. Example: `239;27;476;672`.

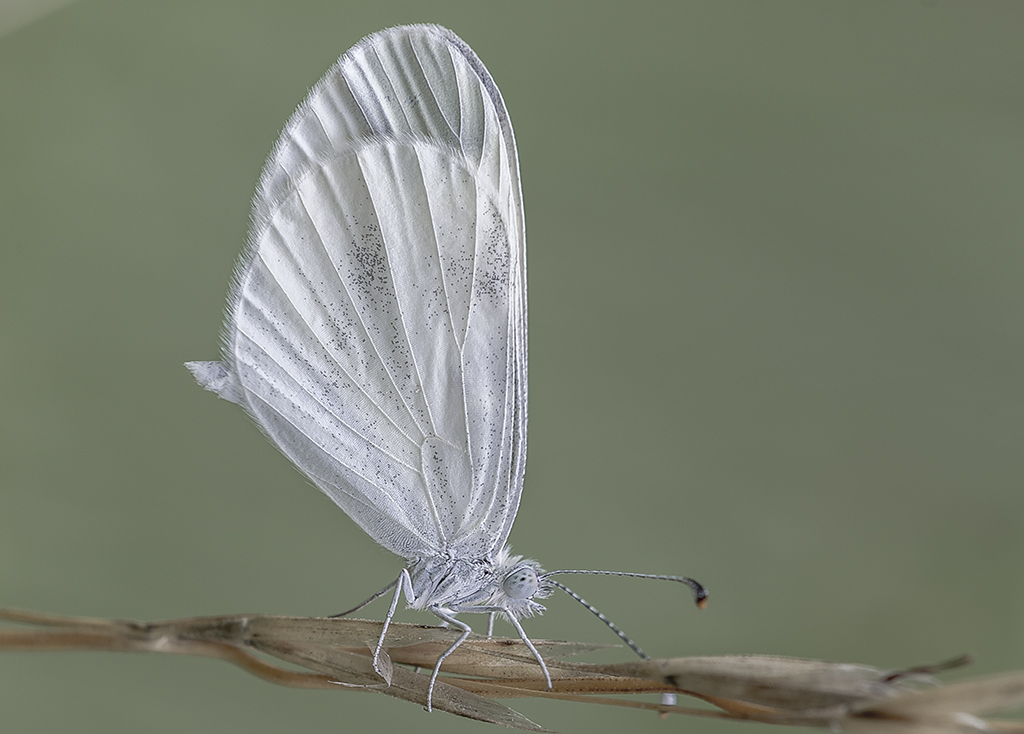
489;547;553;620
503;563;541;600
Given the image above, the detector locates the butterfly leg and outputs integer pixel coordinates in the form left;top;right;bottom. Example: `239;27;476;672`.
452;604;552;691
328;578;398;618
425;607;473;712
372;569;416;683
502;611;552;690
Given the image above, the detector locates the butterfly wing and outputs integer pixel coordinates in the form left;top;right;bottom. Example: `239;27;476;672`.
187;25;527;562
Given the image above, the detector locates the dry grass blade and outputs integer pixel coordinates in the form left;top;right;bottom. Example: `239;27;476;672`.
842;672;1024;734
2;607;1022;732
596;655;899;710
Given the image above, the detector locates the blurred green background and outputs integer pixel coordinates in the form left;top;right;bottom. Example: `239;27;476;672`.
1;1;1022;732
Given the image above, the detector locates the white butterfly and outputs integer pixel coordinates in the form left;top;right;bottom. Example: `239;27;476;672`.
187;24;704;710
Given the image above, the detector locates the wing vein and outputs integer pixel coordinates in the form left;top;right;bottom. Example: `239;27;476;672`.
236;299;420;476
358;151;447;546
243;388;437;551
371;43;413;134
293;174;420;443
411;39;461;144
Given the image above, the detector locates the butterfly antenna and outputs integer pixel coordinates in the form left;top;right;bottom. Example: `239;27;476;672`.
542;569;708;609
328;578;398;618
545;578;649;659
540;570;708;660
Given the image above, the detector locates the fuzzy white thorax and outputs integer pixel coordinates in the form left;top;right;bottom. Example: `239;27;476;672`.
406;546;553;620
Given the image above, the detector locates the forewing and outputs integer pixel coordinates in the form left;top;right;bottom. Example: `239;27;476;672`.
188;26;527;561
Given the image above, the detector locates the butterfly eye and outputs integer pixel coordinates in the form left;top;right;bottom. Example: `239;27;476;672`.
503;566;540;599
